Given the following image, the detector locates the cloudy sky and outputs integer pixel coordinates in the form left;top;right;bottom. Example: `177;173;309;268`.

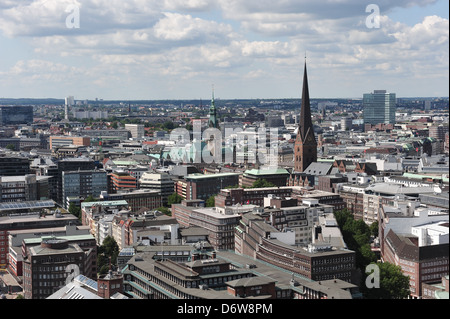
0;0;448;100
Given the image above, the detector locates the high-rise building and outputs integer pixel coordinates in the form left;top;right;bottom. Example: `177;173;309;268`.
363;90;396;126
65;96;75;106
57;158;96;205
0;106;33;125
0;155;30;176
139;172;174;206
294;62;317;173
125;124;145;139
62;170;108;209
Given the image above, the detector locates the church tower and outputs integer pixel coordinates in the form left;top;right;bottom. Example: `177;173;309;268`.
294;61;317;172
208;85;218;128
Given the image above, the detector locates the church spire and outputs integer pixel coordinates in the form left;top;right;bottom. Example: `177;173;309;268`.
299;60;313;141
208;84;218;128
294;60;317;173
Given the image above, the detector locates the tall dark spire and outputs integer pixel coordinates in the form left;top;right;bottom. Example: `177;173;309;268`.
299;61;313;141
294;60;317;173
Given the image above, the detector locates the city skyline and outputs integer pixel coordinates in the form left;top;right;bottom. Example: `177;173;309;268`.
0;0;449;100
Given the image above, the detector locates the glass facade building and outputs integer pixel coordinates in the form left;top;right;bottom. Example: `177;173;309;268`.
62;170;108;208
0;106;33;125
363;90;396;125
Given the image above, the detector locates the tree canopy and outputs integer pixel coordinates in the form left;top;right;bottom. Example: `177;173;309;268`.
206;195;216;207
334;209;411;299
167;192;183;206
251;179;276;188
97;236;119;275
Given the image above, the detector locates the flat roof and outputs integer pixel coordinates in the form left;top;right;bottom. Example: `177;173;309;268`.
186;172;240;180
81;200;128;208
0;200;55;211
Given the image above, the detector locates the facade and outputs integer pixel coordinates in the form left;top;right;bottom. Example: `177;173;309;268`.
379;208;449;298
235;212;357;283
363;90;396;126
49;136;90;149
240;168;290;188
172;200;240;250
0;211;78;270
121;247;360;299
125;124;145;139
428;125;448;141
0;174;49;203
62;170;108;209
139;172;174;206
7;224;91;277
176;173;240;201
81;200;129;244
294;62;317;173
109;172;137;193
100;189;162;213
0;105;33;125
57;158;96;205
0;155;30;176
22;238;88;299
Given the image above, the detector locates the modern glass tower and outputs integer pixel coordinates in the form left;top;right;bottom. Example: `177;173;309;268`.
363;90;396;125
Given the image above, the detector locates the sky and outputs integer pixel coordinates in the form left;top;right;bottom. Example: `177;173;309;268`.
0;0;448;101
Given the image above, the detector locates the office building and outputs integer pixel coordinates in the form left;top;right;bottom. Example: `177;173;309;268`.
62;170;108;208
109;172;137;193
363;90;396;127
125;124;145;139
172;200;240;250
379;208;449;298
56;158;96;205
100;189;162;213
7;224;91;277
0;105;33;125
175;173;240;201
0;174;50;203
240;168;290;188
0;210;78;269
235;212;356;283
22;238;89;299
139;172;174;206
49;136;90;149
121;246;360;299
0;155;30;176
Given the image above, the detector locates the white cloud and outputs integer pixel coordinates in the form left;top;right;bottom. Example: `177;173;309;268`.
0;0;447;99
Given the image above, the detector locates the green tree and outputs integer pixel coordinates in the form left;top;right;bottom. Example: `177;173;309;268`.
334;209;377;270
251;179;276;188
369;221;379;237
68;202;81;220
97;236;119;275
157;206;171;216
167;192;183;206
162;121;175;131
362;262;410;299
206;195;216;207
6;144;16;151
84;195;97;203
